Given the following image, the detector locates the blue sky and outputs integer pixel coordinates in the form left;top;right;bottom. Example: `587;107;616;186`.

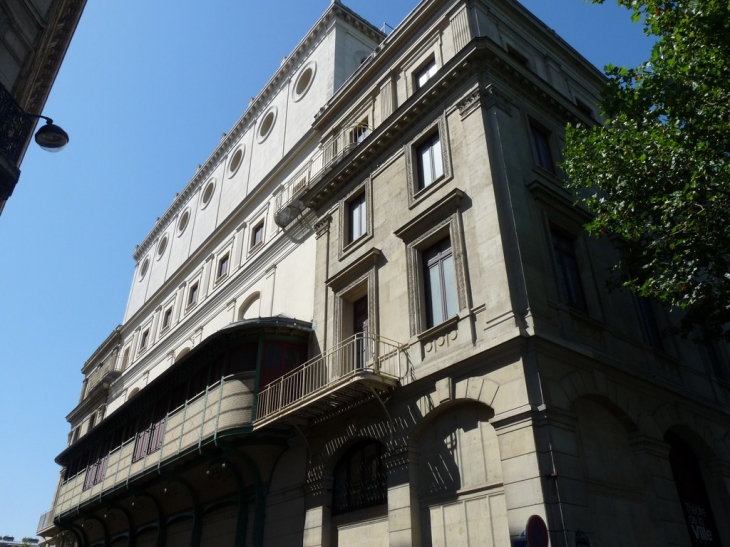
0;0;652;539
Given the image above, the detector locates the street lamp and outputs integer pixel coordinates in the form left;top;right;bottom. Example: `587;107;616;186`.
27;114;69;152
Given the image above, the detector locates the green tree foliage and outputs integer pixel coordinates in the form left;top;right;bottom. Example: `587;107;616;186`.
564;0;730;338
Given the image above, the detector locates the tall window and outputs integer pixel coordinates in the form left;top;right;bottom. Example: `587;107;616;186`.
416;132;444;189
139;329;150;351
530;124;556;174
251;222;264;249
423;237;458;328
415;58;437;90
551;230;587;312
161;308;173;331
217;253;229;279
188;282;199;307
348;193;367;243
333;440;387;514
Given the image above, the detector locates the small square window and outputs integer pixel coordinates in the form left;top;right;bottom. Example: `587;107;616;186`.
551;230;587;312
140;329;150;351
507;45;529;67
530;124;556;174
217;253;230;279
188;282;199;307
423;237;458;328
416;132;444;189
251;222;264;249
347;193;367;244
415;58;437;90
161;308;173;330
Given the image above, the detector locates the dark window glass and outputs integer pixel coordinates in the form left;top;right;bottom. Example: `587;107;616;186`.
531;124;556;174
162;308;172;330
423;237;458;328
551;230;587;312
251;223;264;247
188;282;199;305
217;254;229;279
333;440;387;514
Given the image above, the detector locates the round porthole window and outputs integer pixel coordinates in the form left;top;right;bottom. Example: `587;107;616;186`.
139;257;150;280
293;62;316;102
228;146;245;177
201;179;216;208
177;209;190;235
157;235;168;258
258;108;277;142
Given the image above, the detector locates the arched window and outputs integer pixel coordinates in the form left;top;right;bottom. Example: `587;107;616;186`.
332;439;387;514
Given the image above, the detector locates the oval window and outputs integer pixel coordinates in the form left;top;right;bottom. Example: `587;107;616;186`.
157;235;168;258
139;257;150;279
177;209;190;235
201;180;215;208
258;108;277;142
293;63;316;101
229;146;244;177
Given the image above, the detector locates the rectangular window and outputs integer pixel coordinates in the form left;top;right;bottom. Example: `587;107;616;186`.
217;253;230;279
423;237;458;328
348;193;367;243
351;118;370;144
507;45;529;66
88;413;96;431
416;132;444;189
251;222;264;249
120;347;130;371
635;296;664;351
139;329;150;351
188;282;199;306
551;230;587;312
161;308;172;331
531;124;556;174
415;58;437;90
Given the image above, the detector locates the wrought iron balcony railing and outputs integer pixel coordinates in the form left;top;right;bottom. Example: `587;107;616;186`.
51;373;255;519
254;333;403;429
0;82;33;165
274;123;371;227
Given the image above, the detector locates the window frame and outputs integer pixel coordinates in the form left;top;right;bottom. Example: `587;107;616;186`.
217;252;230;280
339;176;373;258
187;281;199;308
394;189;468;337
550;228;588;313
404;115;452;207
161;307;173;332
139;329;150;353
414;57;437;90
529;120;558;175
422;237;459;329
250;220;265;251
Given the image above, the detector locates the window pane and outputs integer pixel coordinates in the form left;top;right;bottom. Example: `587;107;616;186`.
419;144;433;187
442;254;457;319
427;262;444;326
431;134;443;180
349;194;366;242
551;231;587;312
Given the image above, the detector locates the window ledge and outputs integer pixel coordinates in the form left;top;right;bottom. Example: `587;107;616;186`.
409;173;452;210
417;315;460;343
340;232;373;260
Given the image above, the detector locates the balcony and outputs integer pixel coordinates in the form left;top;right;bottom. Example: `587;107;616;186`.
37;509;54;535
51;373;254;519
274;123;371;227
84;357;122;399
253;334;404;430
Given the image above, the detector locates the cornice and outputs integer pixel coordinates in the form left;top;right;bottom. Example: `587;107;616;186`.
301;36;600;212
132;3;384;263
14;0;88;115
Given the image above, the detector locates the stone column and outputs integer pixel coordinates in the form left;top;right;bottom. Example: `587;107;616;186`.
303;476;332;547
385;448;422;547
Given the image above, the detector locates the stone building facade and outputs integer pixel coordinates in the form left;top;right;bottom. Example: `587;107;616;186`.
38;1;730;546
